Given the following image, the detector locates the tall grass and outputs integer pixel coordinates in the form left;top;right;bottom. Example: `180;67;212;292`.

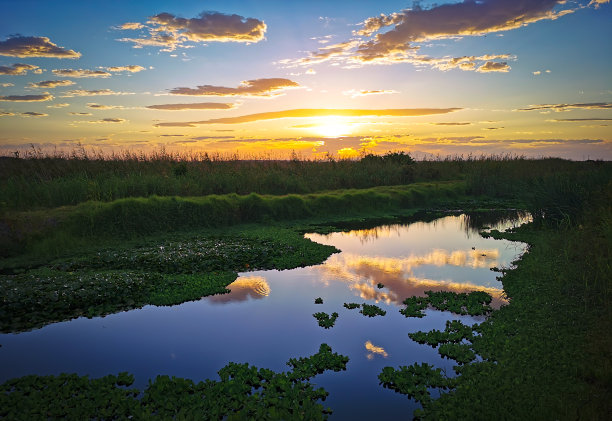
3;149;604;212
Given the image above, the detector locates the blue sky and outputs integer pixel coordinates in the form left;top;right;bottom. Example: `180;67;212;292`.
1;0;611;159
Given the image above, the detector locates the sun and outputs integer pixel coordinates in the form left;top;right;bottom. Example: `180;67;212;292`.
312;117;353;138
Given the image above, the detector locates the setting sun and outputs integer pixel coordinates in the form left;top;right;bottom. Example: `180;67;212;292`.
312;117;353;138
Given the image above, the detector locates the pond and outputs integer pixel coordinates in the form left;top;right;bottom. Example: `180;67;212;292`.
0;213;529;419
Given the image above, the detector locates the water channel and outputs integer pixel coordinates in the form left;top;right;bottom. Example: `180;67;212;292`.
0;213;529;419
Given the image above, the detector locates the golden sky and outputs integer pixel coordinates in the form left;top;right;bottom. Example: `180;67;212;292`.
1;1;611;159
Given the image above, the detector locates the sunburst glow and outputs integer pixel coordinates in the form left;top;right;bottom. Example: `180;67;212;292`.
312;117;353;138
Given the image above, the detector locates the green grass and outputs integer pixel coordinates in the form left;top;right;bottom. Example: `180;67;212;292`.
384;194;612;420
0;182;465;259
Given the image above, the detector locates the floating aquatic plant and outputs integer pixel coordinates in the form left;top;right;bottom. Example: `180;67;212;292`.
360;303;387;317
0;344;349;420
313;312;339;329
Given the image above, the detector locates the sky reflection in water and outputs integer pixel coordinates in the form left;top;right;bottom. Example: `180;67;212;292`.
0;214;528;420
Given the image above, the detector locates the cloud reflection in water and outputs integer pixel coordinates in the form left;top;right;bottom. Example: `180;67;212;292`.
208;276;270;304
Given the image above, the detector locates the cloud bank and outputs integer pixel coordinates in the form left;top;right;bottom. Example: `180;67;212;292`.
117;11;266;51
0;63;41;75
169;78;299;97
0;36;80;58
0;93;53;102
518;102;612;111
155;107;461;127
281;0;581;72
29;80;75;88
52;69;111;78
147;102;235;110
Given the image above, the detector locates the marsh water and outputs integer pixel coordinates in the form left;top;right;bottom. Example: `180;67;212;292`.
0;213;529;419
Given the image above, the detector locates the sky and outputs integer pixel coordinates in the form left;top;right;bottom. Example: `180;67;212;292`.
0;0;611;160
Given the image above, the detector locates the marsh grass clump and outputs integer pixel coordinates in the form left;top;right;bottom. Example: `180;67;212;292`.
286;343;349;381
376;283;385;289
399;291;493;318
360;303;387;317
314;297;323;304
0;344;349;420
313;312;339;329
399;296;429;318
343;302;360;310
437;343;476;364
425;290;493;316
409;320;476;347
378;363;455;406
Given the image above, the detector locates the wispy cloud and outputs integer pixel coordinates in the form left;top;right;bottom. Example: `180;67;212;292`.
431;122;472;126
52;69;111;78
518;102;612;111
550;118;612;122
47;102;70;108
20;111;48;117
476;61;511;73
343;89;398;98
86;103;125;109
155;107;461;127
106;65;146;73
62;89;134;97
0;111;49;118
169;78;299;97
29;80;75;88
0;63;41;75
116;22;144;30
146;102;235;110
88;118;127;123
117;11;267;51
0;36;80;58
0;93;53;102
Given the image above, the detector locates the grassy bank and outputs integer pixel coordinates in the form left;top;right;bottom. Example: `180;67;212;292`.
1;182;465;259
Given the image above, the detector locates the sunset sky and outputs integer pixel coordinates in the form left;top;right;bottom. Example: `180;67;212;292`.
1;0;611;159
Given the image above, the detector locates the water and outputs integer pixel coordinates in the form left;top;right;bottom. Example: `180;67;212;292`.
0;213;528;419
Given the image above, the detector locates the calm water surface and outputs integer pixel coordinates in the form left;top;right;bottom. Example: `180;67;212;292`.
0;214;528;419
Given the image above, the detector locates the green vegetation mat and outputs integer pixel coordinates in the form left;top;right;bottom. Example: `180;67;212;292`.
0;226;337;333
0;343;349;420
382;201;612;420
